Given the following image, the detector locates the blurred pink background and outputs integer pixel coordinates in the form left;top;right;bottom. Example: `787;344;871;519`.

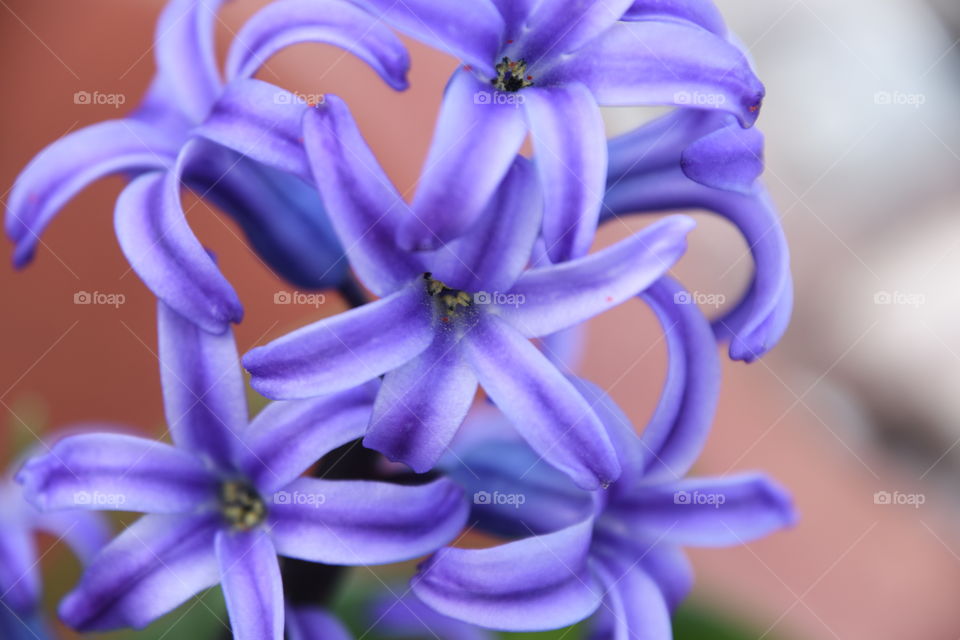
3;1;960;638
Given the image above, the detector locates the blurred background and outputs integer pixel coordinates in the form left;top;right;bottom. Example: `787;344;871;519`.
3;0;960;638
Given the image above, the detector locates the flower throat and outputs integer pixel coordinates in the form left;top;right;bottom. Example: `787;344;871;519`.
493;57;534;92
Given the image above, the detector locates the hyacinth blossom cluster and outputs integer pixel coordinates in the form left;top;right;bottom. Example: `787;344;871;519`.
5;0;796;638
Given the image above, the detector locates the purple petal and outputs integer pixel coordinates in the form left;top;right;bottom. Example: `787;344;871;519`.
590;561;671;640
425;156;542;293
0;523;39;614
412;518;602;631
681;121;764;194
552;21;764;126
539;325;587;375
302;98;423;294
461;315;620;490
622;0;727;36
365;332;478;473
490;0;537;42
244;283;434;399
238;382;378;493
610;474;797;547
6;120;176;267
59;514;220;631
16;433;217;514
158;301;247;469
523;83;606;261
114;147;244;334
195;79;313;184
636;277;720;482
371;590;496;640
517;0;633;60
287;606;352;640
606;108;735;179
716;227;793;362
404;71;528;251
501;216;695;338
128;74;195;133
565;377;648;489
226;0;409;90
216;529;283;640
154;0;225;123
347;0;504;75
637;544;693;611
603;169;791;361
268;476;467;564
606;108;764;195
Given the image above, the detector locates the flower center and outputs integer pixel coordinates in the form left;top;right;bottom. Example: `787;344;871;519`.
423;272;473;319
492;57;534;92
220;480;266;531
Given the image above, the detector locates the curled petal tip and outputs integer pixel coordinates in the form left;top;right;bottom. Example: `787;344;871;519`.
15;457;49;510
763;478;799;528
11;243;34;269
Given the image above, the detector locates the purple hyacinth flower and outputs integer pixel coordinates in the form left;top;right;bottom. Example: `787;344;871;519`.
6;0;411;333
240;95;695;490
411;278;797;635
604;109;792;362
0;447;111;618
0;443;110;637
15;302;467;640
303;0;763;262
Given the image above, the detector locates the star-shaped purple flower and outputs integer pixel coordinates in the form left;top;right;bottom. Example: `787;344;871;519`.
411;277;797;635
240;94;695;490
323;0;765;262
15;302;467;640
